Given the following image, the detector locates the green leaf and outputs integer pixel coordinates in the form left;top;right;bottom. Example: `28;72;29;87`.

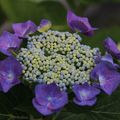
0;0;66;26
77;0;120;4
28;0;58;3
15;102;42;118
0;84;33;119
56;87;120;120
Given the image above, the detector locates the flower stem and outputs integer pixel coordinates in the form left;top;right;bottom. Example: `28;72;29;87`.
52;111;61;120
8;48;17;56
0;113;28;120
58;0;71;10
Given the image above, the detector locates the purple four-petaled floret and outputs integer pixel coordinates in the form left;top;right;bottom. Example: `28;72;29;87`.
91;57;120;95
104;37;120;59
72;83;100;106
0;57;22;93
32;83;68;116
12;20;37;37
0;31;22;56
67;10;97;36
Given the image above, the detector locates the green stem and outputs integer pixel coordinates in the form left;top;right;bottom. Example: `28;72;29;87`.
8;49;17;56
0;113;28;120
58;0;71;10
52;111;61;120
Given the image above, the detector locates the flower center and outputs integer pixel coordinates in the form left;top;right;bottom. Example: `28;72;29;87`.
48;96;52;101
7;72;14;82
79;90;89;100
17;30;101;90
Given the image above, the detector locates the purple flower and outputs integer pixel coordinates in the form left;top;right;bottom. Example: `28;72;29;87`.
91;60;120;95
101;54;120;68
72;83;100;106
0;31;22;56
0;57;22;93
37;19;52;32
67;10;97;36
12;20;37;37
101;53;114;64
104;37;120;59
32;83;68;116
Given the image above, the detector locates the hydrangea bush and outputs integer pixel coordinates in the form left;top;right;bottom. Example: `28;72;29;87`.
0;10;120;118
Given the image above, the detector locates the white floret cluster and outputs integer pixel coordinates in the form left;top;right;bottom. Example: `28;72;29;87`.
17;30;101;90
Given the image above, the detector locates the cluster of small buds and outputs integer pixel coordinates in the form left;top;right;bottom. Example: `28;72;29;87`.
17;30;101;90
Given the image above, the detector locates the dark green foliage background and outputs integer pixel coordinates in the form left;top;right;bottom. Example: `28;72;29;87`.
0;0;120;119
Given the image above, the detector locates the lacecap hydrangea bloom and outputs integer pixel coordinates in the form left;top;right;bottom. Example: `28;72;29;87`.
0;10;120;116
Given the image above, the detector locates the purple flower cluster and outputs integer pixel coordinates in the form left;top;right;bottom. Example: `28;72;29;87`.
12;19;51;38
0;19;51;92
0;10;120;116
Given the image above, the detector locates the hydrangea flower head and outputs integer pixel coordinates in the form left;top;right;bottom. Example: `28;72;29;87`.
0;10;120;116
17;30;100;90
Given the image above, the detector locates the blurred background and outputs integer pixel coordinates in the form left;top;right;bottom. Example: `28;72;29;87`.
0;0;120;52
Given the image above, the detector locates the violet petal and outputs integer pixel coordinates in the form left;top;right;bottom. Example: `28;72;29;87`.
0;57;22;93
12;20;37;37
72;83;100;101
67;10;97;36
37;19;52;32
104;37;120;59
73;97;97;106
91;61;120;95
0;31;22;56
